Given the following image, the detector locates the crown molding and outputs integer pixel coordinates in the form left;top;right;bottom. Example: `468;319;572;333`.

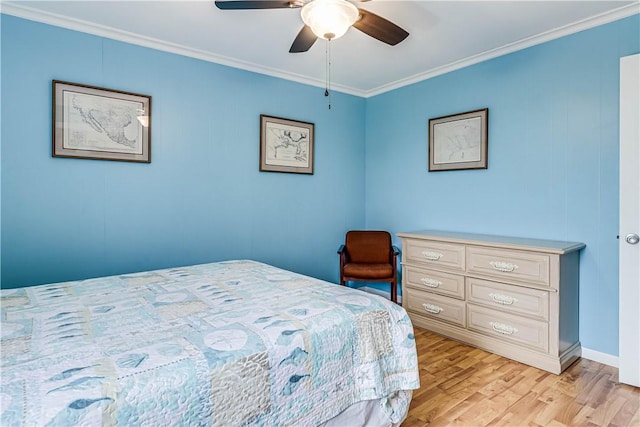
0;1;365;97
2;1;637;99
365;2;640;97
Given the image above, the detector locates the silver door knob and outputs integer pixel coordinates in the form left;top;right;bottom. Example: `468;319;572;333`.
626;233;640;245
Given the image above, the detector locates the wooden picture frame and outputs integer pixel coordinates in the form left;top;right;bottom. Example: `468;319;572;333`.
428;108;488;171
260;114;314;174
53;80;151;163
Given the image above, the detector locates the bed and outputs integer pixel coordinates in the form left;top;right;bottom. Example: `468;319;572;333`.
1;260;420;426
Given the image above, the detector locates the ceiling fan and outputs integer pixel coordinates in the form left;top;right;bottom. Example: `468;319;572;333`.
214;0;409;53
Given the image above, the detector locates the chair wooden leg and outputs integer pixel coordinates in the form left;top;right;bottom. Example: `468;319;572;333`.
390;279;397;304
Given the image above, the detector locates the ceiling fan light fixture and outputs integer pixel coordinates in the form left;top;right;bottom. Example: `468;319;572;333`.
301;0;358;40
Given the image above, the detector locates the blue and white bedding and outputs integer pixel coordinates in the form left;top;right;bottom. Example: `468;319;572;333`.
1;260;419;426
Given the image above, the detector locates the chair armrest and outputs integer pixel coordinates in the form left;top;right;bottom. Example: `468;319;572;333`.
337;244;346;255
391;245;400;276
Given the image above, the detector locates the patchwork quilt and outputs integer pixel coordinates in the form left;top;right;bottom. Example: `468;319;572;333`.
1;260;419;426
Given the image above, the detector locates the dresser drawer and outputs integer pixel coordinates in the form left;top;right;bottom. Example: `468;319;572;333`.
405;266;465;299
467;304;549;352
467;277;549;321
405;288;466;327
405;239;465;272
466;246;550;286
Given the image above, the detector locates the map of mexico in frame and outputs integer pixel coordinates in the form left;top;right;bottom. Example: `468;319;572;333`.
53;81;151;163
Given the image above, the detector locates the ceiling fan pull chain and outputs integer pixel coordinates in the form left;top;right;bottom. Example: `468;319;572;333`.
325;39;332;109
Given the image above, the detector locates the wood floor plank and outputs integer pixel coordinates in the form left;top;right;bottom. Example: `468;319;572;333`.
532;388;575;426
404;328;640;427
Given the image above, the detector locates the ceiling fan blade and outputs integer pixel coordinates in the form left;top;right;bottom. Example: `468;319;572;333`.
215;1;301;10
289;25;317;53
353;9;409;46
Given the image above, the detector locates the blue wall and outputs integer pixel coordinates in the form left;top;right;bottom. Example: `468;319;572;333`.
365;15;640;356
2;12;639;357
0;15;366;288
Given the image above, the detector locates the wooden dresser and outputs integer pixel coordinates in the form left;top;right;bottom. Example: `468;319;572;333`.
397;230;585;374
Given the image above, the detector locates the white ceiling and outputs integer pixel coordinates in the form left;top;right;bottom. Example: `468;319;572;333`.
2;1;638;97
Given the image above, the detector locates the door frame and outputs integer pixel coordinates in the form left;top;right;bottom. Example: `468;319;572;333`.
619;53;640;387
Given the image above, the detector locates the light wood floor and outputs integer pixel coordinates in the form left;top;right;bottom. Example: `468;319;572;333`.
403;328;640;427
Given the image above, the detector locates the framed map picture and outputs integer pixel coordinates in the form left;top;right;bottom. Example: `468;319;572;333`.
428;108;488;171
53;80;151;163
260;114;314;174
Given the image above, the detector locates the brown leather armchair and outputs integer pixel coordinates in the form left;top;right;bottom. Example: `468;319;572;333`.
337;230;401;303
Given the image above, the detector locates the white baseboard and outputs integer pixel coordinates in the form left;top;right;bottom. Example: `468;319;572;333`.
358;286;402;305
581;347;619;368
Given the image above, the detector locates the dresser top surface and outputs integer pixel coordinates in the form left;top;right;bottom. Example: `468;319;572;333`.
397;230;585;254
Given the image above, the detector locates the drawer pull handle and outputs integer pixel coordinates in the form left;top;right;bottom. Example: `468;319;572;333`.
421;278;442;288
422;303;443;314
490;321;518;335
489;261;519;272
422;251;443;261
489;293;518;305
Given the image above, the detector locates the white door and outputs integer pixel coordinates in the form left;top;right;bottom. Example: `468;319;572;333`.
619;54;640;387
